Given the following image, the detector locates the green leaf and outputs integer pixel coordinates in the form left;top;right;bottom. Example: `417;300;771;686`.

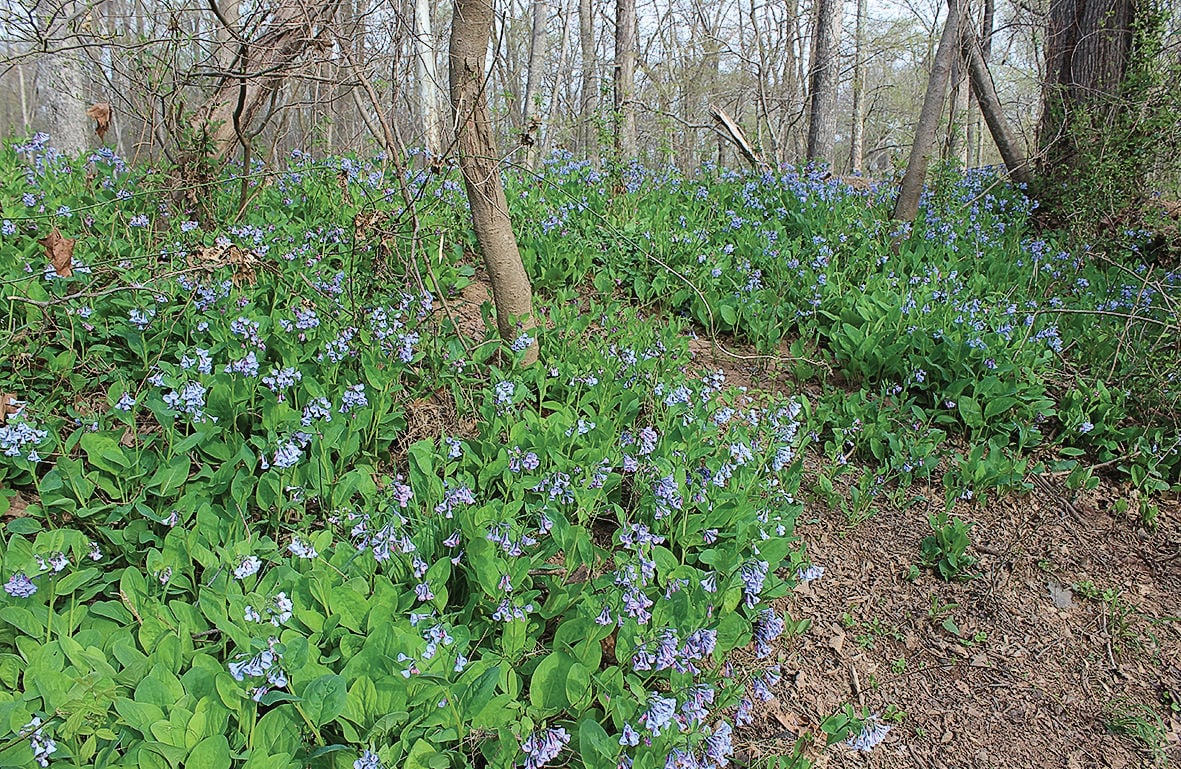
5;518;41;535
0;607;43;638
458;663;501;716
529;651;573;712
301;674;346;727
148;455;191;496
186;735;231;769
578;718;618;769
254;706;304;755
115;697;165;735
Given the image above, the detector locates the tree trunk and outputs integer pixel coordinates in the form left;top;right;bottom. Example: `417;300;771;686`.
36;1;90;156
946;49;970;165
964;31;1033;187
522;0;548;168
450;0;538;364
613;0;637;160
971;0;995;166
1036;0;1135;177
194;0;343;160
578;0;599;162
805;0;841;167
415;0;443;157
849;0;867;173
893;0;960;223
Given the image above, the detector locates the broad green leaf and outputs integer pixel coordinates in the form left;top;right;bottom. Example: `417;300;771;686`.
301;674;346;727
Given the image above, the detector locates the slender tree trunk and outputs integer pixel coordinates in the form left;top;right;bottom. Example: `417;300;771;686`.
946;48;970;165
971;0;995;166
522;0;548;168
542;3;572;161
450;0;538;364
849;0;867;173
578;0;599;162
415;0;443;156
893;0;960;222
964;30;1033;186
613;0;637;160
805;0;841;167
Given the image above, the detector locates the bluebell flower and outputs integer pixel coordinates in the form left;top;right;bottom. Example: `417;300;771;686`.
340;384;368;413
234;555;261;579
4;572;37;598
846;716;890;752
520;727;569;769
1;220;14;235
640;695;679;735
115;392;136;411
22;718;56;767
354;749;382;769
129;308;155;329
288;536;318;559
510;332;534;353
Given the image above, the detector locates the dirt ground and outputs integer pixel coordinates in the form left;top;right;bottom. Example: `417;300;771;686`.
740;468;1181;768
446;273;1181;767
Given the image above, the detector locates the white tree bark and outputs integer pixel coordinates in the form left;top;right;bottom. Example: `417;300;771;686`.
35;1;90;156
415;0;443;157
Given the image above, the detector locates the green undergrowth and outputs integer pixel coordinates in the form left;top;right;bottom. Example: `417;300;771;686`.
0;137;1177;769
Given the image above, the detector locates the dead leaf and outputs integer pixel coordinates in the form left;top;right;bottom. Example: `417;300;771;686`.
189;243;258;286
86;102;111;141
0;393;26;423
39;228;75;277
1047;579;1074;610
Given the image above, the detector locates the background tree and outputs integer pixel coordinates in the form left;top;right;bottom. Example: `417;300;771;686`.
806;0;842;167
894;0;959;222
450;0;538;363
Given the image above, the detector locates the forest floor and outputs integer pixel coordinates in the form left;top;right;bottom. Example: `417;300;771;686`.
453;271;1181;768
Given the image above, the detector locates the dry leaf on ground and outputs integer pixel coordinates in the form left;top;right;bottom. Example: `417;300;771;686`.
0;393;25;423
39;228;75;277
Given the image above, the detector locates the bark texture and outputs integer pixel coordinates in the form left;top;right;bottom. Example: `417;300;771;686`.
849;0;868;173
578;0;599;162
36;1;90;156
805;0;841;166
893;0;960;223
613;0;637;159
194;0;343;160
965;32;1033;187
450;0;538;364
1037;0;1136;175
522;0;548;168
415;0;443;157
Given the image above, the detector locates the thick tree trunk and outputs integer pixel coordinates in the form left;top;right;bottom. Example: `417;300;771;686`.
964;32;1033;187
613;0;637;160
849;0;867;173
893;0;960;223
415;0;443;157
36;1;90;156
1037;0;1135;175
450;0;538;364
805;0;841;167
578;0;599;162
195;0;343;160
